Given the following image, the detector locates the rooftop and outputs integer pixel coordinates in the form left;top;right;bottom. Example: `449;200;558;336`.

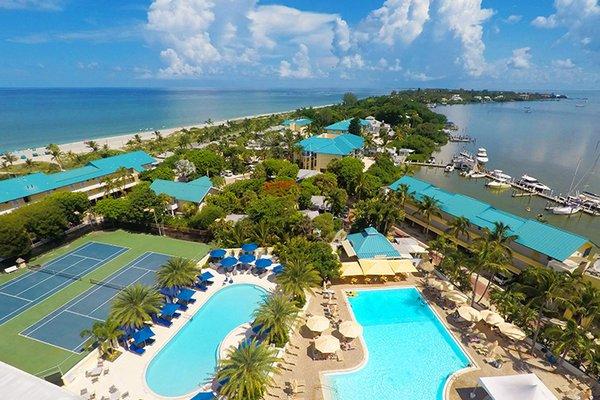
150;176;213;204
298;133;364;156
389;176;590;261
0;151;156;204
346;227;401;259
325;118;371;132
282;117;313;127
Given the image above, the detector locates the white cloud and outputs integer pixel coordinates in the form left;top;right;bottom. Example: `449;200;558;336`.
279;44;313;78
507;47;532;69
340;54;365;69
437;0;494;77
504;14;522;24
0;0;63;11
359;0;431;46
404;69;440;81
77;61;99;70
552;58;576;69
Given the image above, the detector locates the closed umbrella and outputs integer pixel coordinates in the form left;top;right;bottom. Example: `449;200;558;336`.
481;310;505;326
420;260;435;273
306;315;329;333
498;323;527;341
457;305;482;322
445;290;469;304
338;321;363;339
314;335;340;354
431;280;453;291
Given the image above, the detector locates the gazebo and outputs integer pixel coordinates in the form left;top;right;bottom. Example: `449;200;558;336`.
476;374;557;400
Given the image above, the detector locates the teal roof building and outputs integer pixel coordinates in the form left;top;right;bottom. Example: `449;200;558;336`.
325;118;370;133
346;227;400;259
0;151;155;205
389;176;590;262
282;118;313;127
298;134;364;156
150;176;213;204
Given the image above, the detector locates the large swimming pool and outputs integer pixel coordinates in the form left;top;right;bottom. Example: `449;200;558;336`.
145;284;267;397
325;287;470;400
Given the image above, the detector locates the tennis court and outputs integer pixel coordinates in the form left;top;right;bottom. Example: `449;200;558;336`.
21;252;173;352
0;242;127;325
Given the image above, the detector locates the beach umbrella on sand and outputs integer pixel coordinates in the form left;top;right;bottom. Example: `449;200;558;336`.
306;315;330;333
220;257;238;268
420;261;435;273
457;306;482;322
481;310;505;326
498;323;527;341
338;321;363;339
430;280;452;291
445;290;469;304
315;335;340;354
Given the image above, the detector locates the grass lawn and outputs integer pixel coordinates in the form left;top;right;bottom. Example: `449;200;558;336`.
0;229;209;377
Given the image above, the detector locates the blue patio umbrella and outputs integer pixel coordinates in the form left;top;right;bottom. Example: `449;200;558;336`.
178;288;195;302
160;287;179;298
220;256;238;268
160;303;180;317
210;249;227;258
190;392;216;400
272;264;284;274
255;258;273;268
132;326;155;345
239;254;256;264
241;243;258;252
200;271;215;281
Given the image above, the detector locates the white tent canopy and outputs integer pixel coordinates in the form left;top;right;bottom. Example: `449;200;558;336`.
479;374;557;400
0;361;81;400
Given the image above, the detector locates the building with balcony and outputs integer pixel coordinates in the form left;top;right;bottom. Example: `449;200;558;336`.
0;151;156;215
297;133;364;171
324;118;371;134
282;117;312;134
150;176;214;214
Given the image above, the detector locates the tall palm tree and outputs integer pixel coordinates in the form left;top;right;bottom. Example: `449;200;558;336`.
546;318;587;366
24;158;34;170
156;257;198;289
276;257;321;305
110;284;163;330
513;266;570;354
252;220;273;247
85;140;99;152
413;195;442;239
253;293;298;347
565;281;600;329
2;152;17;166
395;183;412;206
447;216;470;241
488;221;518;245
153;130;163;142
214;340;280;400
468;237;506;306
103;167;132;197
80;318;124;358
475;249;510;303
46;143;63;170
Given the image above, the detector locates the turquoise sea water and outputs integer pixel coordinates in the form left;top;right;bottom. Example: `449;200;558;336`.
145;284;266;397
0;88;381;151
326;288;470;400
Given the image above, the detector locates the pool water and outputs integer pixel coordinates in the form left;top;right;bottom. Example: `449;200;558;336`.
326;288;470;400
145;284;267;397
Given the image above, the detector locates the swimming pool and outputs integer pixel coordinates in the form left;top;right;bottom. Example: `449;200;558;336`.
145;284;267;397
325;287;470;400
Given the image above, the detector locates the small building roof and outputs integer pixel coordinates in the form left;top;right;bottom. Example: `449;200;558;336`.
346;227;400;259
283;117;313;127
0;361;81;400
325;118;370;132
296;169;321;181
389;176;590;262
150;176;212;204
478;374;556;400
0;151;155;204
298;133;364;156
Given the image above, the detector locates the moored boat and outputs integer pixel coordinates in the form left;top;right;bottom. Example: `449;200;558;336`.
487;179;511;189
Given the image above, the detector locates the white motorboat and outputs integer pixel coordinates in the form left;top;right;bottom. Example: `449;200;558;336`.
491;169;512;180
444;164;455;173
487;178;511;189
549;204;581;215
467;170;486;179
476;147;488;163
518;174;552;192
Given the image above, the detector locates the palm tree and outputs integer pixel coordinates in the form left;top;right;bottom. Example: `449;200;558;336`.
85;140;99;152
253;220;273;247
133;134;143;145
103;167;132;197
413;195;442;239
447;216;470;241
468;237;506;306
214;340;279;400
153;130;163;142
276;257;321;305
80;318;124;358
156;257;198;289
46;143;63;170
177;132;192;149
395;183;412;206
488;221;518;245
24;158;34;170
110;284;163;330
565;281;600;329
253;293;298;347
546;318;587;366
2;152;17;166
475;249;510;303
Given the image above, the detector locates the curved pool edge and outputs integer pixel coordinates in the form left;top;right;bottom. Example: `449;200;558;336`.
142;282;273;400
319;285;479;400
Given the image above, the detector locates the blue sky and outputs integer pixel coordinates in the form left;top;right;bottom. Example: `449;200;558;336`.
0;0;598;89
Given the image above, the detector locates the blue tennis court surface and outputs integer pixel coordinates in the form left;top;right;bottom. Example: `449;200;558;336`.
22;252;173;352
0;242;127;325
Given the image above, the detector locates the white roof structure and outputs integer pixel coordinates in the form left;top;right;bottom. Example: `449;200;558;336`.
393;237;428;255
0;361;81;400
478;374;557;400
296;169;321;181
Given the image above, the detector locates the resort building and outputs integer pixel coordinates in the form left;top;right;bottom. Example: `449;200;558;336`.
0;151;156;215
282;117;312;134
297;133;364;171
342;227;401;260
389;176;594;275
150;176;214;215
324;118;370;134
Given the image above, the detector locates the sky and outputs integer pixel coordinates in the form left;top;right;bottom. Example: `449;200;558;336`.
0;0;598;90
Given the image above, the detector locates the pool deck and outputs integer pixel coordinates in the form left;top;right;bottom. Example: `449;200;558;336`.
269;275;598;400
63;271;276;400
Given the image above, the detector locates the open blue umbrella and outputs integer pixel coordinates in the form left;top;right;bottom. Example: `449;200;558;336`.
210;249;226;258
220;256;238;268
272;264;284;274
132;326;155;345
255;258;273;268
199;271;215;281
160;303;180;317
241;243;258;252
239;254;256;264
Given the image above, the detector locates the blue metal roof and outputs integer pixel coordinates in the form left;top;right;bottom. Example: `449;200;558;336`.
347;227;400;259
283;117;313;127
298;133;364;156
389;176;590;261
325;118;370;132
150;176;212;203
0;151;155;204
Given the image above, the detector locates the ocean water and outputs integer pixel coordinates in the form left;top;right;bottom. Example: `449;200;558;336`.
415;90;600;243
326;288;470;400
0;88;382;151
